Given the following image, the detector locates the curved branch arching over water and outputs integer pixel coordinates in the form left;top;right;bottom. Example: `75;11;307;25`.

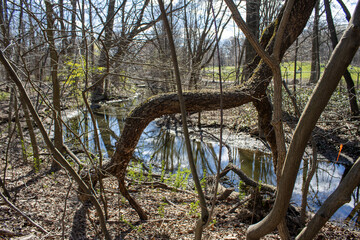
105;0;317;221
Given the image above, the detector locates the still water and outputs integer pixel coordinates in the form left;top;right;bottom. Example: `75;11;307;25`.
64;98;359;228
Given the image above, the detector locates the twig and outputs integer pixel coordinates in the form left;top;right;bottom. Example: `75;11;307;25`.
229;195;251;213
164;197;187;212
0;49;111;240
133;179;197;196
62;180;73;240
157;1;209;238
0;190;49;234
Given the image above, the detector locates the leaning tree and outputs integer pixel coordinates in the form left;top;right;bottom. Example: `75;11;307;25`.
102;0;317;221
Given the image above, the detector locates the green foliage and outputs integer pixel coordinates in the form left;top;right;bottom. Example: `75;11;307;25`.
258;180;262;192
161;159;166;182
189;200;200;217
119;214;143;232
139;163;145;182
200;169;207;190
119;215;135;230
33;156;41;173
158;202;168;218
128;161;145;182
128;161;137;179
60;58;106;102
147;163;154;182
238;180;247;200
0;91;10;101
164;168;191;190
209;218;217;226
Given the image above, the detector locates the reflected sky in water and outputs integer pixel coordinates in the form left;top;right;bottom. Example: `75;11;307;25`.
64;99;360;228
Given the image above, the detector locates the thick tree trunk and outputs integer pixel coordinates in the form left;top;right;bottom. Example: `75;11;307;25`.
105;0;318;221
247;3;360;238
244;0;260;81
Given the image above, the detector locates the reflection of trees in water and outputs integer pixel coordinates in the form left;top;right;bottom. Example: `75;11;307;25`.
145;128;181;172
237;149;275;186
347;186;360;226
65;107;360;227
65;111;275;185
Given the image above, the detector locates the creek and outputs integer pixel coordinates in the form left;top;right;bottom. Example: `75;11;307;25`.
63;96;360;228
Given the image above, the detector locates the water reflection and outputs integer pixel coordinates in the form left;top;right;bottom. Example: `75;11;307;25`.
63;99;359;228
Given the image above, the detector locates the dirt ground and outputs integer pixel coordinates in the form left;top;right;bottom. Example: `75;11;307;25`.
2;160;360;240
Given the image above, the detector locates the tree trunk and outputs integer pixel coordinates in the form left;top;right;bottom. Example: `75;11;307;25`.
105;0;318;223
244;0;260;81
91;0;115;102
324;0;359;116
45;0;63;171
296;156;360;240
247;3;360;238
70;0;77;54
19;95;40;167
14;93;27;163
309;0;320;84
0;50;111;240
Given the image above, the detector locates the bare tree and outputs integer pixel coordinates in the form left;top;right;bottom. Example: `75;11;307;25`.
99;0;317;225
183;0;229;90
309;0;321;84
45;0;64;170
324;0;359;116
246;2;360;239
91;0;155;103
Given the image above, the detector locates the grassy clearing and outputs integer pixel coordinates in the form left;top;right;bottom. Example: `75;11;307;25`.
281;62;360;83
203;62;360;84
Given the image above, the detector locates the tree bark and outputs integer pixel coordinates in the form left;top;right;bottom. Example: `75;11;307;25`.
309;0;320;84
91;0;152;103
14;93;27;163
105;0;317;222
246;2;360;238
324;0;359;116
45;0;64;171
91;0;116;102
244;0;260;81
0;50;111;240
70;0;77;54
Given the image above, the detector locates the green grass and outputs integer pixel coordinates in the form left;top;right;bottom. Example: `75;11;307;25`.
281;62;360;83
203;62;360;83
203;66;240;82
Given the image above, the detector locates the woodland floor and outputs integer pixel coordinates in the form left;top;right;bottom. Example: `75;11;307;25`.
1;86;360;239
2;161;360;240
